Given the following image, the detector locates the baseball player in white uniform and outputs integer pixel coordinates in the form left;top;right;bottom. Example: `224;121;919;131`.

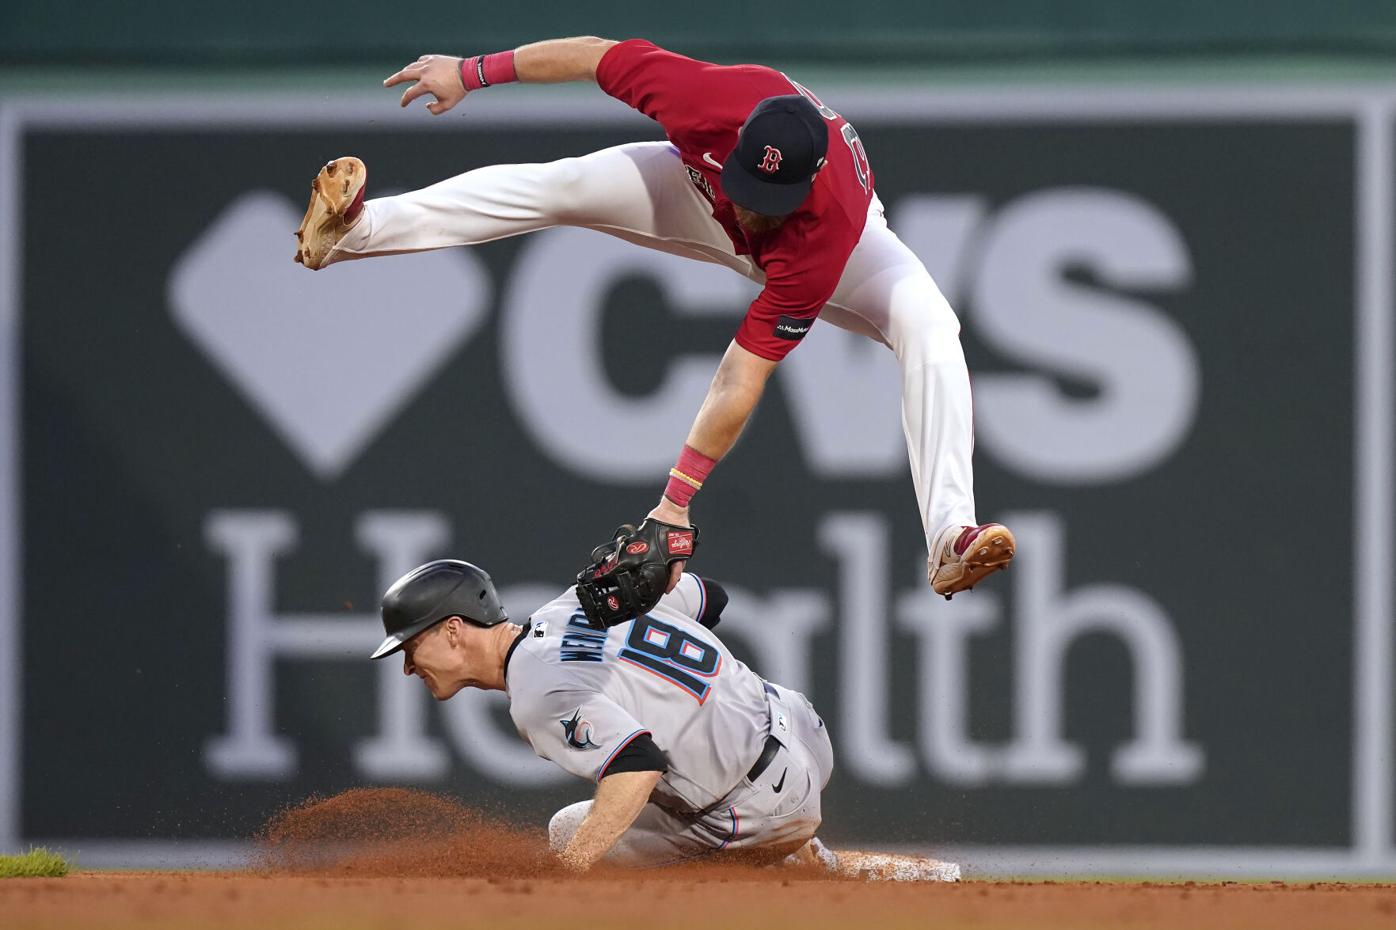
297;35;1015;599
369;557;958;879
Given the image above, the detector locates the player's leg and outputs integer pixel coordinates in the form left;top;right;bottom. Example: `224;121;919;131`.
719;685;830;859
547;800;723;868
764;684;961;882
823;198;1013;594
771;682;834;791
317;142;750;275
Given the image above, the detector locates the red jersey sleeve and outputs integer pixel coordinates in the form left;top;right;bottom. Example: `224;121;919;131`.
734;220;850;362
596;40;710;126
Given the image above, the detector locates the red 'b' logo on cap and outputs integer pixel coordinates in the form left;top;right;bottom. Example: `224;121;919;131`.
667;531;694;555
758;145;782;174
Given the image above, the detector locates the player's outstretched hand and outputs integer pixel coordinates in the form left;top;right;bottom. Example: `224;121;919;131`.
647;500;691;593
383;54;466;115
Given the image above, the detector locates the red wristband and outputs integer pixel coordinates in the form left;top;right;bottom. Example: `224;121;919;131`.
663;445;717;509
459;50;518;92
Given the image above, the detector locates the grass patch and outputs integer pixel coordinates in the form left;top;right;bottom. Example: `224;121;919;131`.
0;847;71;878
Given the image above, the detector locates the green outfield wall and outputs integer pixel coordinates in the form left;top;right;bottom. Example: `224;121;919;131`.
4;0;1396;67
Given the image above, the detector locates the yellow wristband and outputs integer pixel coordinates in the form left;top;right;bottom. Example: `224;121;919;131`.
668;467;704;490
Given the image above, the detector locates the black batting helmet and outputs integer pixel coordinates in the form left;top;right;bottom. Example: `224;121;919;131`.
370;559;508;659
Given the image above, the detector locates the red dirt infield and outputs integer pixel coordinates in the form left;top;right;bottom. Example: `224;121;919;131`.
5;872;1395;930
7;790;1393;929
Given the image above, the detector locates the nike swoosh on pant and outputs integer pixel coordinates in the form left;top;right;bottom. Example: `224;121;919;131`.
772;767;787;793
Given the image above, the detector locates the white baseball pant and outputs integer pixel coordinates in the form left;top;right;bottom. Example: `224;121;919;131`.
325;141;977;554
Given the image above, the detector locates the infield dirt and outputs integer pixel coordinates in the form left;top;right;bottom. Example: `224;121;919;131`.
5;873;1395;930
4;789;1393;929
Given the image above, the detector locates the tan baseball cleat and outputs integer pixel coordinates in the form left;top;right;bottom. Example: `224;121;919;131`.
293;156;367;270
928;522;1015;599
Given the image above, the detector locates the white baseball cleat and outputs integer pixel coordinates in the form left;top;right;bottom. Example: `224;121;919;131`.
293;156;367;270
928;522;1015;599
790;838;961;882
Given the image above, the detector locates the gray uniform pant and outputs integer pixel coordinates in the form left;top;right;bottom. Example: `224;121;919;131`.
548;683;834;867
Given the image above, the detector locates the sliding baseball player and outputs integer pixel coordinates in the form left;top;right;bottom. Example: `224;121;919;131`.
368;555;958;880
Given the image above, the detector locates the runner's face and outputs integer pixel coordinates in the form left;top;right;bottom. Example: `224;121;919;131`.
401;621;461;699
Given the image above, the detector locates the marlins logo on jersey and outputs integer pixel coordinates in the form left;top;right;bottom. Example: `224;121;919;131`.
561;709;599;750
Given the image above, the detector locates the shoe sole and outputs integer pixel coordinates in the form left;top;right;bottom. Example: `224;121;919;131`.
932;524;1016;598
293;156;366;270
831;850;961;882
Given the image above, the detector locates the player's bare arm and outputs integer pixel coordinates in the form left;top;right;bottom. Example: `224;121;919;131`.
515;36;619;83
652;341;777;529
577;343;773;606
639;341;775;592
557;769;664;872
383;37;618;115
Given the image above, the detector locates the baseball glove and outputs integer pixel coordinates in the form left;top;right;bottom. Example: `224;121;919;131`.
575;519;700;628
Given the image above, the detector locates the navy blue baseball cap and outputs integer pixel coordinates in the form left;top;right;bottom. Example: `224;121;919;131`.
721;95;829;217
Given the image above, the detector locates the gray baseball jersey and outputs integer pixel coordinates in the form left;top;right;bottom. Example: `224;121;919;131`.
505;574;770;813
